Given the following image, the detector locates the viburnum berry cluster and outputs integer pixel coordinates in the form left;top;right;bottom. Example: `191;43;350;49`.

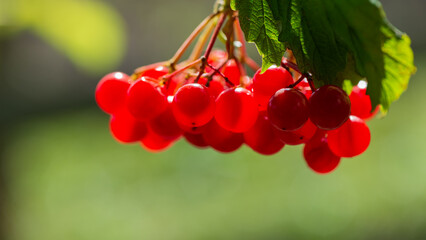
95;6;379;174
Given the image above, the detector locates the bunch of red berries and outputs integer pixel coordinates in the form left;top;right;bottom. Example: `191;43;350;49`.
95;50;378;174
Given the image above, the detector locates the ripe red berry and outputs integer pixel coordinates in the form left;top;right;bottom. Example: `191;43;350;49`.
327;115;371;158
207;50;227;71
184;133;209;148
222;59;241;86
95;72;130;114
109;110;148;143
148;102;182;141
274;119;317;145
350;84;379;120
127;77;167;120
309;85;351;130
253;67;294;110
140;65;169;79
303;130;341;174
172;83;215;127
141;127;174;152
194;76;225;99
215;87;258;133
178;122;207;134
207;78;226;99
162;74;185;96
244;114;285;155
267;88;309;131
202;119;244;153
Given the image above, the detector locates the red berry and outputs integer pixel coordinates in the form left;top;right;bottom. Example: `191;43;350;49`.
327;115;371;158
148;102;182;141
202;119;244;153
208;78;226;99
172;83;215;127
309;85;351;130
274;119;317;145
184;133;209;148
178;122;207;134
140;65;169;79
194;76;225;99
207;50;227;71
222;59;241;86
267;88;309;131
109;110;147;143
95;72;130;114
244;114;285;155
303;130;341;174
141;127;174;152
127;77;167;120
350;85;379;120
253;67;294;110
215;87;259;133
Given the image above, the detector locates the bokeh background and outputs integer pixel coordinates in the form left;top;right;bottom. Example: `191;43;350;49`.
1;0;425;239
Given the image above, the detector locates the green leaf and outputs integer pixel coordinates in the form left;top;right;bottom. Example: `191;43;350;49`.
379;27;416;111
232;0;415;112
231;0;286;72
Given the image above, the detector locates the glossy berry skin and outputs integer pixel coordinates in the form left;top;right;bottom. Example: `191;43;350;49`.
109;110;148;143
207;50;227;71
327;115;371;158
184;133;209;148
141;127;174;153
162;74;185;96
202;119;244;153
215;87;259;133
309;85;351;130
172;83;215;127
350;85;379;120
95;72;130;114
127;77;167;120
195;76;225;99
222;59;241;86
148;103;182;141
253;67;294;111
267;88;309;131
244;114;285;155
303;130;341;174
178;122;207;134
274;119;317;145
140;65;169;79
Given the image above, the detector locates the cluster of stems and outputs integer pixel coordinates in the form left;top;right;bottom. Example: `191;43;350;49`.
132;0;315;92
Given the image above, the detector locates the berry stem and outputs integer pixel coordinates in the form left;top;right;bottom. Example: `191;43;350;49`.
282;57;316;91
307;78;316;91
195;12;228;83
281;57;301;74
188;19;216;62
161;58;202;82
205;58;229;79
206;62;234;86
234;17;260;71
169;13;217;71
245;57;261;72
225;15;236;59
288;75;306;88
234;56;246;86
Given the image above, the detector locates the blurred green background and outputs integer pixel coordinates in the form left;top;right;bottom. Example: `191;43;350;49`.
1;0;425;239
